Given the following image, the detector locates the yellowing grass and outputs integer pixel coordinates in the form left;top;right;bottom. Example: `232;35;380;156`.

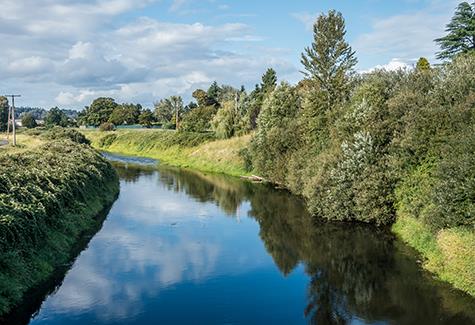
393;214;475;296
84;129;252;177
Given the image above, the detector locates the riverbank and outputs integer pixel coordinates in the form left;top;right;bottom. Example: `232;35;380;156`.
83;129;251;177
393;214;475;297
0;135;119;316
84;128;475;298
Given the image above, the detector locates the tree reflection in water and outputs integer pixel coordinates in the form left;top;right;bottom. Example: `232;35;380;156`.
109;159;475;324
151;166;474;324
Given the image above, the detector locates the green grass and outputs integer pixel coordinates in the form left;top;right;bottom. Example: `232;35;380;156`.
83;129;252;177
393;214;475;297
0;139;119;315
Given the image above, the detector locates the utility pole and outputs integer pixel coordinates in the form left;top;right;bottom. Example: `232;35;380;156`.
5;94;21;146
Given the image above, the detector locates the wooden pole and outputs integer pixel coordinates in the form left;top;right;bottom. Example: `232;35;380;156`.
12;96;16;146
4;95;21;146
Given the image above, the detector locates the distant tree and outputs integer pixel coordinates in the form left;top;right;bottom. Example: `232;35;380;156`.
45;107;68;127
416;57;431;72
109;103;141;125
261;68;277;93
154;98;174;123
301;10;357;105
0;96;8;132
207;81;221;103
138;109;155;128
435;2;475;60
170;96;184;130
21;113;37;128
181;105;217;132
192;89;210;107
82;97;118;126
211;101;237;139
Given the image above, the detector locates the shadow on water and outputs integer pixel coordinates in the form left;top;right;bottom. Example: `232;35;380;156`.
11;153;475;324
1;203;116;325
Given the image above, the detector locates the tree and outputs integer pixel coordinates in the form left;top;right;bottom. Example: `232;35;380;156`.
109;103;141;125
21;113;37;128
0;96;8;132
261;68;277;93
154;98;174;123
207;81;221;103
138;109;155;128
82;97;118;126
435;2;475;60
170;96;184;130
45;107;68;127
301;10;357;105
211;101;237;139
416;57;431;72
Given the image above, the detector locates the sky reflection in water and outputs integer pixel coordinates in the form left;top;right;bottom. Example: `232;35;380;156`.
28;159;475;325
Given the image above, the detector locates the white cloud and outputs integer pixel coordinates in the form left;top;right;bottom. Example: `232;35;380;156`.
0;1;296;109
361;58;413;73
354;0;459;68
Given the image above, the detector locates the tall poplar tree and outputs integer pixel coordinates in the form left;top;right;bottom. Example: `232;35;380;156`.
301;10;357;106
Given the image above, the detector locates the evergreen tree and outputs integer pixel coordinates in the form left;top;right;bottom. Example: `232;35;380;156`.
435;2;475;60
261;68;277;93
301;10;357;106
207;81;221;103
416;57;431;71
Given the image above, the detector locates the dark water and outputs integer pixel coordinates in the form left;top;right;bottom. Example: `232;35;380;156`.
16;155;475;324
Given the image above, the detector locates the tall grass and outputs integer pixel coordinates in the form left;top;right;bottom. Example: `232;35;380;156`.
84;129;252;176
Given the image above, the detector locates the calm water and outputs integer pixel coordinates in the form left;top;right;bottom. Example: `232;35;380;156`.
11;154;475;324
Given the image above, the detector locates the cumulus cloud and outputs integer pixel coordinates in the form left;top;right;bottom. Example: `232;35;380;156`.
0;0;295;108
361;58;413;73
354;0;459;67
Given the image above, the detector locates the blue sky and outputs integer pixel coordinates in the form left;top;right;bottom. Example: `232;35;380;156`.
0;0;460;109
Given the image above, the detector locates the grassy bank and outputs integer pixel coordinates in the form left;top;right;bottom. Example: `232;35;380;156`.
84;128;475;297
0;137;119;315
84;129;252;177
393;214;475;297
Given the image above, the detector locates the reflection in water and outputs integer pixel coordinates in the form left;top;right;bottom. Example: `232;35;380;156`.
18;156;475;324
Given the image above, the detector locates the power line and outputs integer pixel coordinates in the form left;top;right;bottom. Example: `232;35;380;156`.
4;94;21;146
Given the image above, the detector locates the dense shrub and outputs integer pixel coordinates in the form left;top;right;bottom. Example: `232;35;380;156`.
248;54;475;227
44;127;91;145
99;122;116;132
0;140;119;314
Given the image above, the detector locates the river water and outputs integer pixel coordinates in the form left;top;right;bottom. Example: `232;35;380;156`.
16;154;475;324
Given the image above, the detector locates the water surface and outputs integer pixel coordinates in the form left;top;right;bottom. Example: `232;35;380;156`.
17;155;475;324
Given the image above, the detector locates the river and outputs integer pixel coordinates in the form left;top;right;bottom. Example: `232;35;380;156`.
10;154;475;324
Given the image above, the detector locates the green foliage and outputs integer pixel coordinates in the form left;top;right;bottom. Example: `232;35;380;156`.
81;97;119;126
435;2;475;60
108;103;141;125
181;105;217;132
99;122;116;132
0;97;8;132
301;10;357;106
0;140;118;314
416;57;431;71
45;107;69;128
250;82;301;184
211;101;238;139
138;109;155;128
261;68;277;93
21;112;37;129
44;127;91;145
